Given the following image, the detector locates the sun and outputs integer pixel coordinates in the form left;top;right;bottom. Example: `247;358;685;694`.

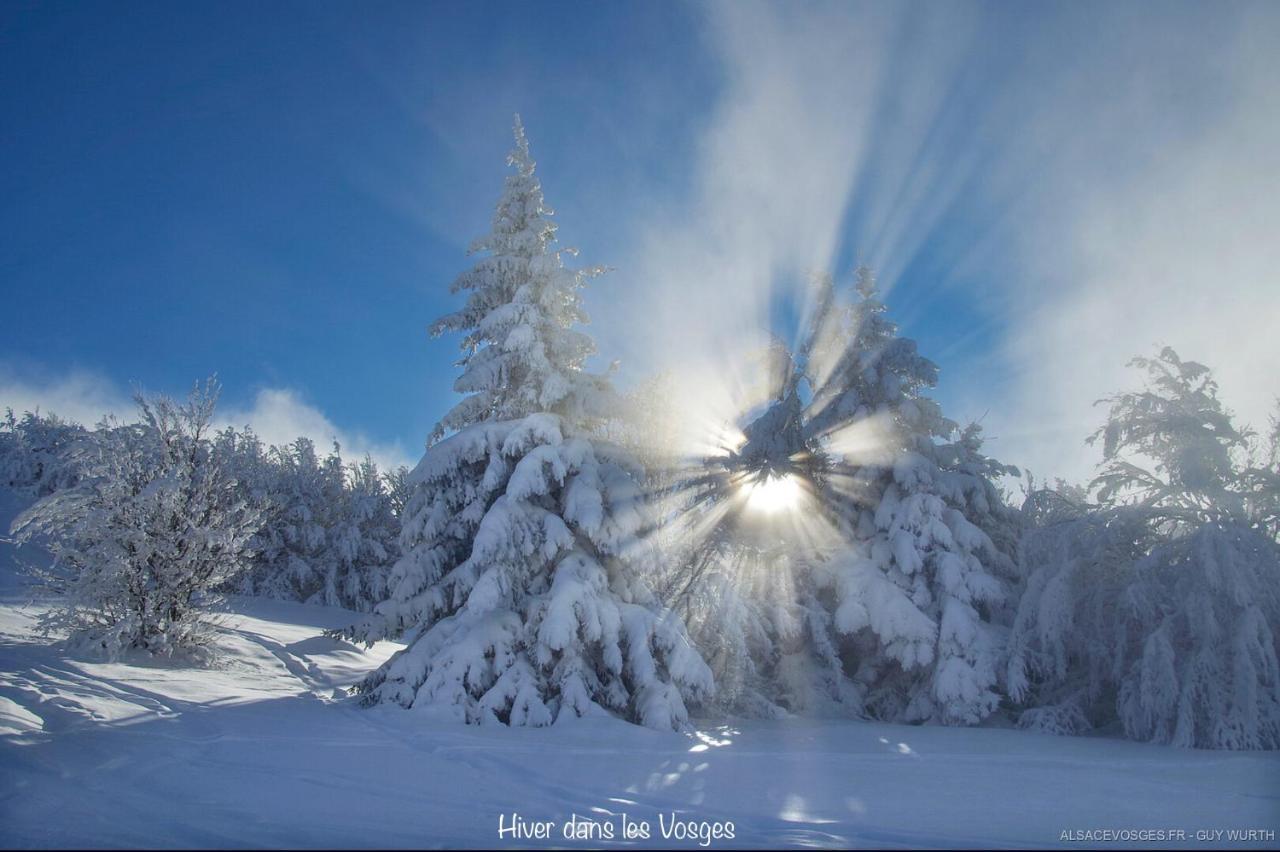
742;472;803;514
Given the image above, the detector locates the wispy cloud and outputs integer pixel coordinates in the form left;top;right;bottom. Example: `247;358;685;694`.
988;4;1280;484
219;388;411;473
0;364;412;473
0;364;131;427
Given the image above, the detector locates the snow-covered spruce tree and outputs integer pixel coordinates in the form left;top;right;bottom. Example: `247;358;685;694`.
1009;348;1280;749
232;438;396;613
326;455;397;612
10;380;262;659
813;268;1021;726
236;438;342;603
341;117;712;729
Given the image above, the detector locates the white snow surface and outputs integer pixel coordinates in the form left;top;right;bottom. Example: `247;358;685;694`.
1;497;1277;849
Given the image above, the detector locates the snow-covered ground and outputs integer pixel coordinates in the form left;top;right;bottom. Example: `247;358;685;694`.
1;506;1277;849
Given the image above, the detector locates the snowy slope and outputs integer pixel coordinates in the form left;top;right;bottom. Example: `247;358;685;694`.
1;506;1277;849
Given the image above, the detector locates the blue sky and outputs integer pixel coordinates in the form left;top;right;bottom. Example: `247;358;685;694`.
4;1;1278;481
1;1;717;466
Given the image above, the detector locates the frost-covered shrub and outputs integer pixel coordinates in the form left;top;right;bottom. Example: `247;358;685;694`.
340;117;712;730
669;557;792;719
670;536;859;719
11;381;262;659
1;409;88;496
1010;349;1280;749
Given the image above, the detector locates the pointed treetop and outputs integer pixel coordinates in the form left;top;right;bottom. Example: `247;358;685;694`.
855;265;877;299
509;113;533;175
424;114;608;444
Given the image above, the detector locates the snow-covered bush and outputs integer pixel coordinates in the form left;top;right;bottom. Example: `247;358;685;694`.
667;551;793;719
1009;349;1280;749
1;409;88;496
669;531;858;719
340;117;712;730
10;380;262;659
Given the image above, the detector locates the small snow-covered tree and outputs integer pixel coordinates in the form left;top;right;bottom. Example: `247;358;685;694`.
1089;347;1251;517
212;423;273;520
11;380;262;658
1245;401;1280;541
1009;348;1280;749
341;117;712;730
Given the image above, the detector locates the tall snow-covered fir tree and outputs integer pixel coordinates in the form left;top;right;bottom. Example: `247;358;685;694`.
342;116;712;730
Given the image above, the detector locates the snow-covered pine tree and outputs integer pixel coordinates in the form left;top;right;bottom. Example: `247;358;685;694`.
814;268;1020;726
11;380;262;658
342;116;712;729
1009;348;1280;749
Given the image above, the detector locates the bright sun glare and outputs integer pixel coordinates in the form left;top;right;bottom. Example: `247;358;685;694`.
743;472;802;514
